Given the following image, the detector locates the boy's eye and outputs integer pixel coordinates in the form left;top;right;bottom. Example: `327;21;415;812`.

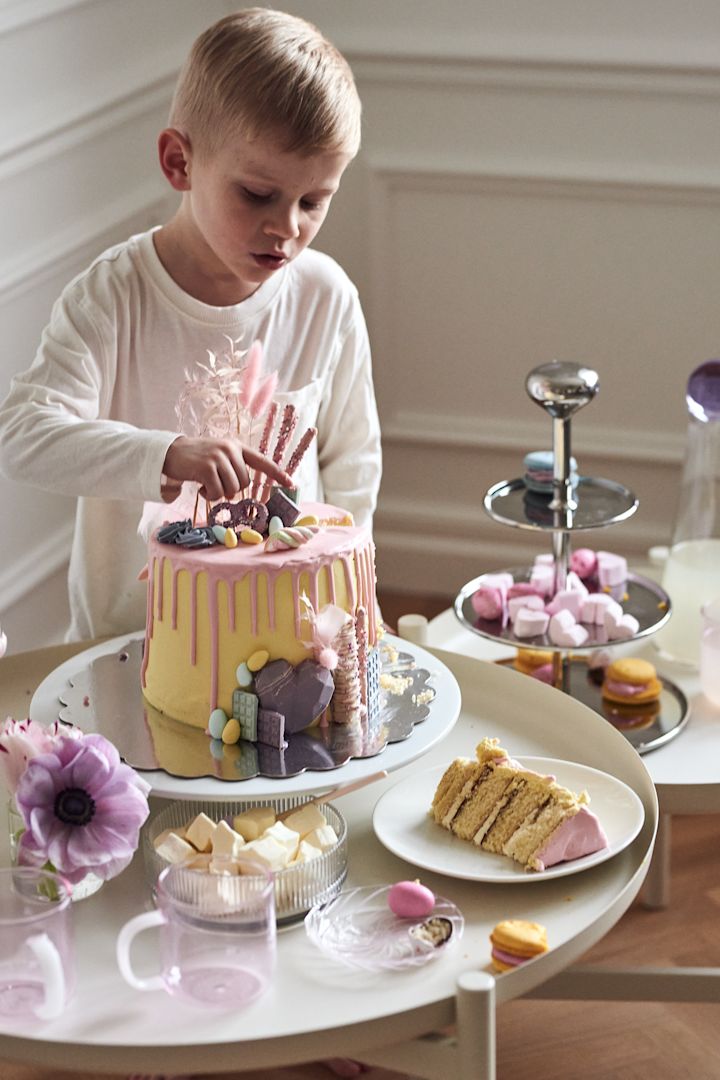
241;187;272;203
300;199;323;211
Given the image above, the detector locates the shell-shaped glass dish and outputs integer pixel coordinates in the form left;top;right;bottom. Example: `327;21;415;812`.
143;797;347;927
305;884;463;971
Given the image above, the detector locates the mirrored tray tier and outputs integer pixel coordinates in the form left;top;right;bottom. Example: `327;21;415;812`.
485;476;639;532
455;567;672;651
33;632;462;797
494;656;688;755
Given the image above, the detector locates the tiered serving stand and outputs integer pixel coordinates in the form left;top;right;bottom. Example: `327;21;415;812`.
454;361;688;753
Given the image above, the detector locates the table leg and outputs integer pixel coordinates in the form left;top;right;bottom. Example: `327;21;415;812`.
642;811;671;909
456;970;497;1080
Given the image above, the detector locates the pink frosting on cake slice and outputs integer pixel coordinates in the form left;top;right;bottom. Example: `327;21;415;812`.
532;806;609;871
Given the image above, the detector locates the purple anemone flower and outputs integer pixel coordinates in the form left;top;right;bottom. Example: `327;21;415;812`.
14;733;150;885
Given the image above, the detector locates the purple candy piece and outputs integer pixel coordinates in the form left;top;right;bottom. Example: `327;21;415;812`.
254;659;334;734
265;489;300;527
257;708;286;749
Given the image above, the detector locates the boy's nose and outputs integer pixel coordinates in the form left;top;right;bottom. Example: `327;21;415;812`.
264;204;300;241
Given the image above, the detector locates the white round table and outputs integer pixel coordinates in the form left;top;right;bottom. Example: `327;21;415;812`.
0;647;657;1080
423;607;720;908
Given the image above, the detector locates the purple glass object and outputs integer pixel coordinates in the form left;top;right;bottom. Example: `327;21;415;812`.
687;360;720;422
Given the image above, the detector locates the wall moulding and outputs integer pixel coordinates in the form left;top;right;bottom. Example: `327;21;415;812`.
380;410;685;466
0;73;176;179
0;188;175;301
0;517;74;612
0;0;93;37
352;51;720;97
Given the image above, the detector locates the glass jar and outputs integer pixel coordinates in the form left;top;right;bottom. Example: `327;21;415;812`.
654;360;720;667
7;797;104;902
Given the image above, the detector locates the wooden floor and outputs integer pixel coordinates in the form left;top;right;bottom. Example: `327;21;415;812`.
2;590;719;1080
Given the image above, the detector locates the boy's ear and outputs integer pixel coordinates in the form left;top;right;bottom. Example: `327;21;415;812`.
158;128;193;191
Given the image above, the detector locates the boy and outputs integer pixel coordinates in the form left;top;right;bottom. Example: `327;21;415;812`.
0;7;381;644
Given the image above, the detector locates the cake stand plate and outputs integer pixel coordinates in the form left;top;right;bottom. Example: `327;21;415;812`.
455;569;672;650
29;633;461;800
485;476;638;532
495;657;689;755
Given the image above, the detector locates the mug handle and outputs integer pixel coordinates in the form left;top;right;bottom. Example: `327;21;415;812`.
116;910;167;992
26;932;65;1020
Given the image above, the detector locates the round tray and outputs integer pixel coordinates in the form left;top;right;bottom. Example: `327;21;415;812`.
454;568;671;651
485;476;638;532
495;656;689;755
29;632;461;800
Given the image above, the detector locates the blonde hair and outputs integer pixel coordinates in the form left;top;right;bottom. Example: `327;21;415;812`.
169;8;361;158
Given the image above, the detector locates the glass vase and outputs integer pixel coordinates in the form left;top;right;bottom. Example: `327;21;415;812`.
7;797;104;902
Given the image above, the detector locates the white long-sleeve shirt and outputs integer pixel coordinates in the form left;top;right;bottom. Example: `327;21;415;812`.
0;228;381;641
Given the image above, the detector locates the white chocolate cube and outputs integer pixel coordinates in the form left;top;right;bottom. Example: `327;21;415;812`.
290;840;322;865
304;824;338;851
211;820;246;858
232;806;277;841
244;834;291;871
154;831;195;864
185;812;218;853
280;804;327;838
263;821;300;861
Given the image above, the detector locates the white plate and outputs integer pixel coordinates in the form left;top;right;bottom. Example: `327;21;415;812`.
373;757;644;883
29;632;461;801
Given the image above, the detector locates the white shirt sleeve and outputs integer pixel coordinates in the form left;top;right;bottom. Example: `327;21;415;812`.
316;293;382;528
0;287;176;502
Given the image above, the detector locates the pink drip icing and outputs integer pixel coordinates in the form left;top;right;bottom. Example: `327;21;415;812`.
292;570;302;638
209;578;219;710
140;558;154;687
326;562;336;604
268;574;276;631
156;556;164;620
189;570;198;666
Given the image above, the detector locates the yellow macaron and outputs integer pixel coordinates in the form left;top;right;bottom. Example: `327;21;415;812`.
601;657;662;705
514;649;554;676
490;919;548;972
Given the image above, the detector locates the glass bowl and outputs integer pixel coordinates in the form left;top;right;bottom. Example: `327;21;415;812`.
305;884;464;971
143;797;347;927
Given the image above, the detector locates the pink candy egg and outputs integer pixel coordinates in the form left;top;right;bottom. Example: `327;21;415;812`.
388;880;435;918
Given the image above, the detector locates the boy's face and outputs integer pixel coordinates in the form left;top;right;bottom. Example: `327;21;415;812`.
160;129;352;305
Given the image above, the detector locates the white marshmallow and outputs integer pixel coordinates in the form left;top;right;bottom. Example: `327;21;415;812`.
597;551;628;588
546;590;583;618
508;594;545;623
185;812;218;853
211;820;246;858
304;824;339;851
581;593;618;625
549;609;589;647
566;571;589;596
605;611;640;641
513;607;550;638
154;832;195;864
477;572;514;595
530;564;554;597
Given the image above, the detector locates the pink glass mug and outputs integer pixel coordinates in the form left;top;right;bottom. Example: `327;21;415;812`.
0;866;75;1022
117;858;276;1009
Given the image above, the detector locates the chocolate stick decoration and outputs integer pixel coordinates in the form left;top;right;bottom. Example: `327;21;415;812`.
250;401;278;499
286;426;318;477
260;403;297;501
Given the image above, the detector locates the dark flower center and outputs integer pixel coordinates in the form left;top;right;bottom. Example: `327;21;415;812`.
54;787;95;827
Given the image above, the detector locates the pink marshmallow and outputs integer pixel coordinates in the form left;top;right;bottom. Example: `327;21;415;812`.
530;663;555;684
570;547;597;579
508;594;545;622
471;585;506;621
581;593;619;625
549;610;589;647
478;572;514;593
513;607;550;638
597;551;628;588
546;590;583;619
534;553;554;567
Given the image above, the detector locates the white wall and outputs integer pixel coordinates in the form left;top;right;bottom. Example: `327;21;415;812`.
2;1;720;652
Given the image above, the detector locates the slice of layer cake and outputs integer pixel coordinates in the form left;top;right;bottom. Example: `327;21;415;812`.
430;738;608;871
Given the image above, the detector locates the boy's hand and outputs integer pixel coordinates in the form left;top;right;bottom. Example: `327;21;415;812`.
162;436;293;503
